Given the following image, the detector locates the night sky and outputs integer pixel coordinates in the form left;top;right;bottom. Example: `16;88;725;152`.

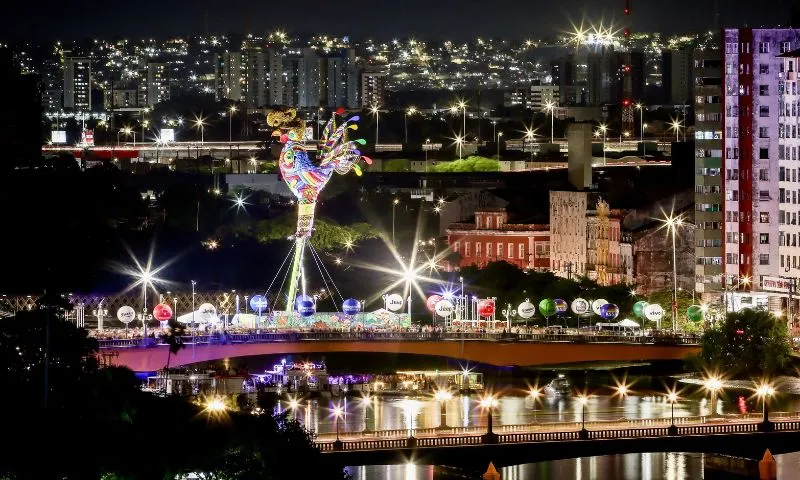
3;0;798;41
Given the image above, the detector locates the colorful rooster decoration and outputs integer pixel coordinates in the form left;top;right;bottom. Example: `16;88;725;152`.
270;107;372;311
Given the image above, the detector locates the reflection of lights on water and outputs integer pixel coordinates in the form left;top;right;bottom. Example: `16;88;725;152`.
461;395;470;427
399;399;421;432
404;462;418;480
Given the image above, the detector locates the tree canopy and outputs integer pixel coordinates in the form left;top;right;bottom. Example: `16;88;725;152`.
431;156;500;172
697;309;793;378
221;213;378;251
0;308;345;479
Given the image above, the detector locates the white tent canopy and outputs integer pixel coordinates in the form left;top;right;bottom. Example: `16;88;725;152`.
616;319;640;328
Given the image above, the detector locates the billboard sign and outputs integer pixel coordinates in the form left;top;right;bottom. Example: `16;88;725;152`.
160;128;175;143
761;275;796;294
51;130;67;144
81;130;94;146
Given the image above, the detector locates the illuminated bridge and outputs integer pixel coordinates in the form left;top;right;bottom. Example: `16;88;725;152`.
98;332;700;372
314;415;800;467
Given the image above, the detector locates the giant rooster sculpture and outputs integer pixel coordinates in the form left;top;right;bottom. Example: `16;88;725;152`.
269;107;372;312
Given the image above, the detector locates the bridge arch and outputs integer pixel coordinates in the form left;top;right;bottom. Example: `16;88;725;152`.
107;340;698;372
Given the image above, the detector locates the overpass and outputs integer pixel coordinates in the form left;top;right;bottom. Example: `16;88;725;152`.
316;416;800;467
98;332;700;372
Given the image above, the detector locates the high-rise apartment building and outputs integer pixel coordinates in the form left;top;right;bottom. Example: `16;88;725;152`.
326;49;358;108
219;52;244;101
693;42;723;296
529;85;560;110
360;67;387;108
63;56;91;111
663;48;694;105
700;29;800;309
145;63;170;107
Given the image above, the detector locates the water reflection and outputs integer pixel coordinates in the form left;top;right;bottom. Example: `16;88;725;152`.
283;388;770;435
345;452;705;480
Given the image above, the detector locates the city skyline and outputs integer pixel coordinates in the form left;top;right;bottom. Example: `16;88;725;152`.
3;0;797;41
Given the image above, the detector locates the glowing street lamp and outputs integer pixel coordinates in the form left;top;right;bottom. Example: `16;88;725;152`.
434;389;452;429
370;105;380;147
577;394;589;438
598;123;608;165
497;131;503;159
228;105;237;144
669;117;682;142
703;375;723;417
755;382;776;431
360;394;374;432
479;394;500;443
661;212;685;333
455;135;464;160
141;119;149;145
635;103;645;156
457;100;467;141
666;388;679;434
332;404;344;448
193;115;208;145
543;101;556;143
405;106;417;144
392;198;400;246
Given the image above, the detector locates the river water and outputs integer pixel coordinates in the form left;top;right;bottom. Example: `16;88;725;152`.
271;379;800;479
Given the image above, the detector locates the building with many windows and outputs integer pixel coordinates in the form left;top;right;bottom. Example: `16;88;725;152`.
694;41;724;295
446;209;550;271
63;55;91;111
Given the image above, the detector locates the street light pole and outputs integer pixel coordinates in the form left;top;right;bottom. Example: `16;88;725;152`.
392;198;399;246
191;280;196;358
497;132;503;160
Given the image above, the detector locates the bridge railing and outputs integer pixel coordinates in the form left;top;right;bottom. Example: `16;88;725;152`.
317;418;799;452
96;330;700;349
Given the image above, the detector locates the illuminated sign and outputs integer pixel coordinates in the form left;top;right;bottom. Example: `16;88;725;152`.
51;130;67;144
761;275;796;294
160;128;175;142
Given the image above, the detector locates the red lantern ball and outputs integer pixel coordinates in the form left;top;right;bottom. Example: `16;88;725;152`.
153;303;173;321
477;299;495;317
426;295;443;312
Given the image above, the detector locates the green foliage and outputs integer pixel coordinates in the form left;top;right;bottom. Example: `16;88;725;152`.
431;156;500;172
225;213;379;251
458;261;635;322
162;319;187;369
383;158;411;172
645;289;702;333
697;309;793;377
0;308;345;480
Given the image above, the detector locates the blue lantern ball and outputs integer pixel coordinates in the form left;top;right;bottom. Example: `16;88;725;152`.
553;299;568;315
295;294;313;308
297;300;316;317
600;303;619;321
249;295;269;312
342;298;361;316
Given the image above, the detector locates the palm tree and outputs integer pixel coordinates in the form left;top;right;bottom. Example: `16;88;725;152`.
161;319;186;370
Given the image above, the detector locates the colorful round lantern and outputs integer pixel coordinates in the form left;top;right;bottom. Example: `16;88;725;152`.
250;294;269;312
539;299;556;318
297;299;316;317
117;306;135;324
600;303;619;321
571;298;590;316
644;304;665;323
295;294;313;309
342;298;361;316
152;303;173;322
478;299;496;317
385;293;404;312
633;300;649;318
554;299;568;315
435;299;455;317
518;300;536;319
197;303;217;323
686;305;704;322
426;295;443;312
591;299;608;316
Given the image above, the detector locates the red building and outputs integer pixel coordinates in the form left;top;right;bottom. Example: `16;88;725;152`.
446;209;550;270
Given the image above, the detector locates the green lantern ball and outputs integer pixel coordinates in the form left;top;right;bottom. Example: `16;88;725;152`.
539;298;557;318
686;305;704;322
633;300;649;318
